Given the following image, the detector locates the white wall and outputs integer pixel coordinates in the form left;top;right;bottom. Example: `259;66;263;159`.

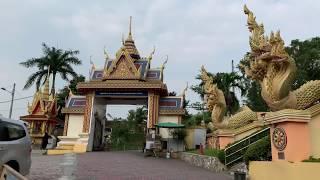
158;115;179;139
194;129;206;147
67;114;84;137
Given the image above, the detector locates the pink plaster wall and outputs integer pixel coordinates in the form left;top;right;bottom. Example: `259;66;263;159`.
271;121;311;162
219;136;234;149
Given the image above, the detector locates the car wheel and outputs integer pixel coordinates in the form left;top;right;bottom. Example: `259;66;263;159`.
6;160;20;173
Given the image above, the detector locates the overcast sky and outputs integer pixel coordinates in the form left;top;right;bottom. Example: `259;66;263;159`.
0;0;319;119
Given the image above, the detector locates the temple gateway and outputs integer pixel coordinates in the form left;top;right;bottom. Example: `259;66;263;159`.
49;18;186;154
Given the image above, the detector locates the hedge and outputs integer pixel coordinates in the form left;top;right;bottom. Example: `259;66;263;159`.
243;135;272;165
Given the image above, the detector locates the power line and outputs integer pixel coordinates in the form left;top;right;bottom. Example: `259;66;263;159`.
0;96;33;104
0;107;27;111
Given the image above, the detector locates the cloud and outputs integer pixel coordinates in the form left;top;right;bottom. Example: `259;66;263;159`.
0;0;320;118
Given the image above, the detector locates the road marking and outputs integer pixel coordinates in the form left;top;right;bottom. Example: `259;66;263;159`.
59;153;77;180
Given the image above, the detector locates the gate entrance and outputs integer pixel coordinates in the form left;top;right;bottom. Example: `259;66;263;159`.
91;94;148;151
59;18;186;153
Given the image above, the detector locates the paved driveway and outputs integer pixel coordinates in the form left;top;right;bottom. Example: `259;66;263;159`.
29;151;232;180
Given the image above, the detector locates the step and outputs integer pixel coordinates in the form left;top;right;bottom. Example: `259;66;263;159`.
73;144;87;153
47;149;74;155
56;145;74;150
58;136;79;142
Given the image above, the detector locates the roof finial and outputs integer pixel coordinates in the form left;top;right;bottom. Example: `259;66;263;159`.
127;16;133;41
160;55;168;81
181;82;189;97
89;56;95;70
122;33;125;45
147;45;156;63
160;55;168;71
129;16;132;36
103;46;109;60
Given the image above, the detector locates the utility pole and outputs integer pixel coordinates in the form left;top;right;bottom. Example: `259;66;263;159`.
9;83;16;119
1;83;16;119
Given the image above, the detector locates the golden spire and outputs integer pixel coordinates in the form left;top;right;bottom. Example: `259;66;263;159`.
42;66;50;100
128;16;132;40
122;16;140;60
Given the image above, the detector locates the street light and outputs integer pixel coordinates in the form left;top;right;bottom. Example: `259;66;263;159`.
1;83;16;119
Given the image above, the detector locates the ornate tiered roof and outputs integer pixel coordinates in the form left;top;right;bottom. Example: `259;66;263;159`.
61;94;86;114
20;72;58;122
77;17;168;95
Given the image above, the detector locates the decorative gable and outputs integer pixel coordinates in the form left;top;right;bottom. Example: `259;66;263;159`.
103;49;141;80
30;100;42;115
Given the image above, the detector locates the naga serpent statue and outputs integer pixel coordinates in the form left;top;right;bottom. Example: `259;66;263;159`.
201;66;257;129
241;5;320;111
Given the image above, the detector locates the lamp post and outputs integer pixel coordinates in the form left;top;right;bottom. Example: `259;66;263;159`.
1;83;16;119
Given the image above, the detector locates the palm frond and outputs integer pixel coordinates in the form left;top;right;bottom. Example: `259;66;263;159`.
20;58;44;68
24;70;47;90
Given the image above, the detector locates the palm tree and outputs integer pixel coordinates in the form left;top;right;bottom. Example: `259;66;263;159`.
215;72;246;115
191;71;247;115
20;43;82;94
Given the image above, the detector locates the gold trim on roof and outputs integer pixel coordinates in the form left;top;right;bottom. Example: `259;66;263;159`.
159;109;185;115
77;80;167;90
62;107;85;114
103;49;141;80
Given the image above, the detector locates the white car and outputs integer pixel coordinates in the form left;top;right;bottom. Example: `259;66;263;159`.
0;116;32;176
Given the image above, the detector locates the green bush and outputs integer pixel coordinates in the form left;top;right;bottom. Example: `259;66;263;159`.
170;129;187;140
187;148;225;163
204;148;225;163
243;136;272;165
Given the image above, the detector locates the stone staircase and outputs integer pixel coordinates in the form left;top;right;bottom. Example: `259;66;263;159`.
47;133;89;155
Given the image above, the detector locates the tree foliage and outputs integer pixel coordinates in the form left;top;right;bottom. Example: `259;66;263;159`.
239;37;320;112
191;70;246;115
56;74;85;119
127;106;147;132
170;128;187;140
183;111;211;127
168;91;177;96
20;43;82;93
243;136;271;165
286;37;320;89
239;53;269;112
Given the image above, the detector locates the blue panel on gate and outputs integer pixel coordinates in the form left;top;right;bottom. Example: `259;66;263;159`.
92;70;103;80
95;91;148;97
159;98;182;109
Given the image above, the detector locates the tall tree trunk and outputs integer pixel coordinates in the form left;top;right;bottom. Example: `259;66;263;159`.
51;72;56;95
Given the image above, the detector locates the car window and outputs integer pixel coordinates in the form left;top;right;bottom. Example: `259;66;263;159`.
0;121;26;141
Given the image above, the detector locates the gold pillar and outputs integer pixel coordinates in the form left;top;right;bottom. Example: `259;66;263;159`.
41;122;45;134
83;93;94;133
63;115;69;136
147;92;159;128
30;121;34;134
